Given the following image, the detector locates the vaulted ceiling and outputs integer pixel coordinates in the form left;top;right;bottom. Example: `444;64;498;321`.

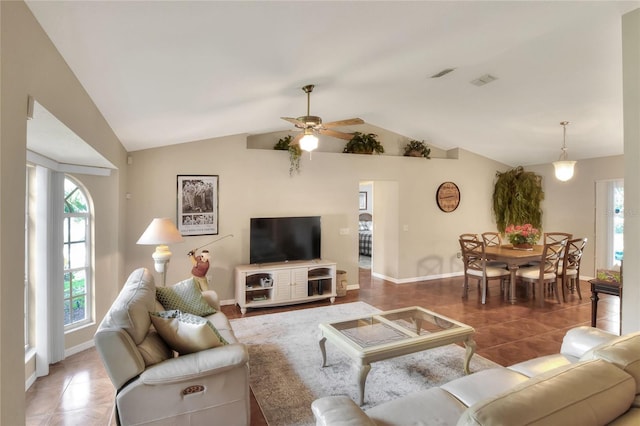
25;1;639;166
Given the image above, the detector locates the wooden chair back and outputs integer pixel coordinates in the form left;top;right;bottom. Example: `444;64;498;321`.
459;233;479;242
541;240;567;275
482;232;502;247
559;237;587;301
563;238;587;272
459;238;485;273
544;232;572;244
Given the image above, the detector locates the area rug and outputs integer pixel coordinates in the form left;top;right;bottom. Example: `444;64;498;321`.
230;302;500;426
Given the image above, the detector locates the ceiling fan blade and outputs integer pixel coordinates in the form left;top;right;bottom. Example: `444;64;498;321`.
281;117;305;127
320;128;355;140
323;118;364;128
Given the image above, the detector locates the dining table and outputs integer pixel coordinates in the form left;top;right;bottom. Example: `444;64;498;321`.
484;244;545;305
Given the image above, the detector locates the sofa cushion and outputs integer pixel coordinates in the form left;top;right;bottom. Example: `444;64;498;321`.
205;311;238;344
156;277;216;316
366;387;466;426
150;310;228;355
581;331;640;395
508;353;573;377
101;268;156;345
137;331;173;366
457;359;635;426
441;367;529;407
562;325;619;360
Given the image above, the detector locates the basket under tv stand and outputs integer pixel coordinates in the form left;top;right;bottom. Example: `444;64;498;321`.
235;259;337;315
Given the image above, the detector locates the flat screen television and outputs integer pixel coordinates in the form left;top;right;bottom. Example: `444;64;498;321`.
250;216;321;264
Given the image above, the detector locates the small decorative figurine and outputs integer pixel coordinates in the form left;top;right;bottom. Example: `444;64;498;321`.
187;249;210;291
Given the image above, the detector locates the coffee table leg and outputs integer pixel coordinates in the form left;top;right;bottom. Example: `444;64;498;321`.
463;337;476;374
357;363;371;406
319;336;327;367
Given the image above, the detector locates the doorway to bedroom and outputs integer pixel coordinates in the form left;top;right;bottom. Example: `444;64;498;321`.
359;182;373;272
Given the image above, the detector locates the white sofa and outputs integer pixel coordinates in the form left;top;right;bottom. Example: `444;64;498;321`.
95;268;250;425
312;326;640;426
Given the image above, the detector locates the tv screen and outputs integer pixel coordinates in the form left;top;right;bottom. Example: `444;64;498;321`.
250;216;321;264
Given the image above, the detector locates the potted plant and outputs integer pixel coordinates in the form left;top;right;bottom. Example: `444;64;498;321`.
504;223;541;249
403;140;431;158
273;135;302;175
343;132;384;155
492;166;544;233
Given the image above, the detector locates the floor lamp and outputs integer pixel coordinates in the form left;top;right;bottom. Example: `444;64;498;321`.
137;218;184;286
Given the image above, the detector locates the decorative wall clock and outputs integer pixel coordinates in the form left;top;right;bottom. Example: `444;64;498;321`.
436;182;460;212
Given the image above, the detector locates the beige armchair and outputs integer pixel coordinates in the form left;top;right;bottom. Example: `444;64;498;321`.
94;268;250;425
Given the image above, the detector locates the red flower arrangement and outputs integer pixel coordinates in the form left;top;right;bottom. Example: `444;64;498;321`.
505;224;540;245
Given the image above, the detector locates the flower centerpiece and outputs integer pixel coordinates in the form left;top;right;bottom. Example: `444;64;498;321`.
505;224;540;250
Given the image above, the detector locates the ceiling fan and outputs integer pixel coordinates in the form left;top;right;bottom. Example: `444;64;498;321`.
281;84;364;152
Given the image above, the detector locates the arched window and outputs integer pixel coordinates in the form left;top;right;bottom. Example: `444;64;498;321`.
63;176;92;328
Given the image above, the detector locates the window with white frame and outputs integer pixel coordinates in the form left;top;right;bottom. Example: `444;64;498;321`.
25;166;32;350
63;177;92;328
595;179;624;270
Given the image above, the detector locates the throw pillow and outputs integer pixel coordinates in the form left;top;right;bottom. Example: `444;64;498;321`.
137;331;173;366
150;310;228;355
156;278;216;316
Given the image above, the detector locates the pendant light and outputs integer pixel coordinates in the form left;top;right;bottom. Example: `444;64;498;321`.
552;121;576;181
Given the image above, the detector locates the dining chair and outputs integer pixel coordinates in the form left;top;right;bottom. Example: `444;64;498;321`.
543;232;573;244
481;232;502;247
481;232;508;269
515;240;566;305
459;238;510;304
527;232;572;271
557;237;587;302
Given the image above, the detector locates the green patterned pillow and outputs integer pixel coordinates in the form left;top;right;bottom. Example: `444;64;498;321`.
150;310;228;355
156;278;216;316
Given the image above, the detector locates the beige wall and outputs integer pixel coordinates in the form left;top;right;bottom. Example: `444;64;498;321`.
1;2;638;424
1;2;127;423
622;8;640;333
526;155;624;278
126;136;509;300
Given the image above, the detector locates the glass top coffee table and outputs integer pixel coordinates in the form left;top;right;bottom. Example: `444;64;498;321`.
318;306;476;405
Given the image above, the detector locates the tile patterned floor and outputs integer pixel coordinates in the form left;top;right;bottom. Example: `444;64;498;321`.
25;271;620;425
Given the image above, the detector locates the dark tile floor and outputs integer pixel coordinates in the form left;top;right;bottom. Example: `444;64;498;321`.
25;269;620;425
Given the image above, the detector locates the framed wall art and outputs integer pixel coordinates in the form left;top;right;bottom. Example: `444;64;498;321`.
177;175;219;236
359;192;367;210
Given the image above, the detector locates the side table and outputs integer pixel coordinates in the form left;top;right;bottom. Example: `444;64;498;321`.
589;279;622;334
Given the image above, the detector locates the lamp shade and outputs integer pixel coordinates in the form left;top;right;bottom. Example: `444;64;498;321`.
137;218;183;245
299;133;318;152
553;160;576;182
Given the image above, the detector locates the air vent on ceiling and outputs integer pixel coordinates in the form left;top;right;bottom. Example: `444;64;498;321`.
470;74;498;86
430;68;456;78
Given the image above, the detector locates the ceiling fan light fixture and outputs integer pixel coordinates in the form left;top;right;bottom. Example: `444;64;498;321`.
552;121;575;181
299;130;318;152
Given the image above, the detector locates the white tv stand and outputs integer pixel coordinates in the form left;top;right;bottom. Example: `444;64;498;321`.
235;260;337;315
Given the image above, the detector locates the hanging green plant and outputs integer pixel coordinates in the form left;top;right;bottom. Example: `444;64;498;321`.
343;132;384;154
273;135;302;175
492;166;544;233
403;140;431;158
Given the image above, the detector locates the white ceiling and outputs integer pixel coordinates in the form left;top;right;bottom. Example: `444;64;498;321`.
25;1;639;166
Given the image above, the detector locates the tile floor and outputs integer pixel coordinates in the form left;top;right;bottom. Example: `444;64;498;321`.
25;270;621;425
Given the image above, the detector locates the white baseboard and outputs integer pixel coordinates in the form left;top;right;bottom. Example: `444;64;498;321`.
371;271;464;284
65;339;95;358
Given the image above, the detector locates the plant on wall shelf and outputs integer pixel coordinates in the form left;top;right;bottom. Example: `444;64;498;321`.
403;140;431;158
343;132;384;155
273;135;302;175
492;166;544;233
